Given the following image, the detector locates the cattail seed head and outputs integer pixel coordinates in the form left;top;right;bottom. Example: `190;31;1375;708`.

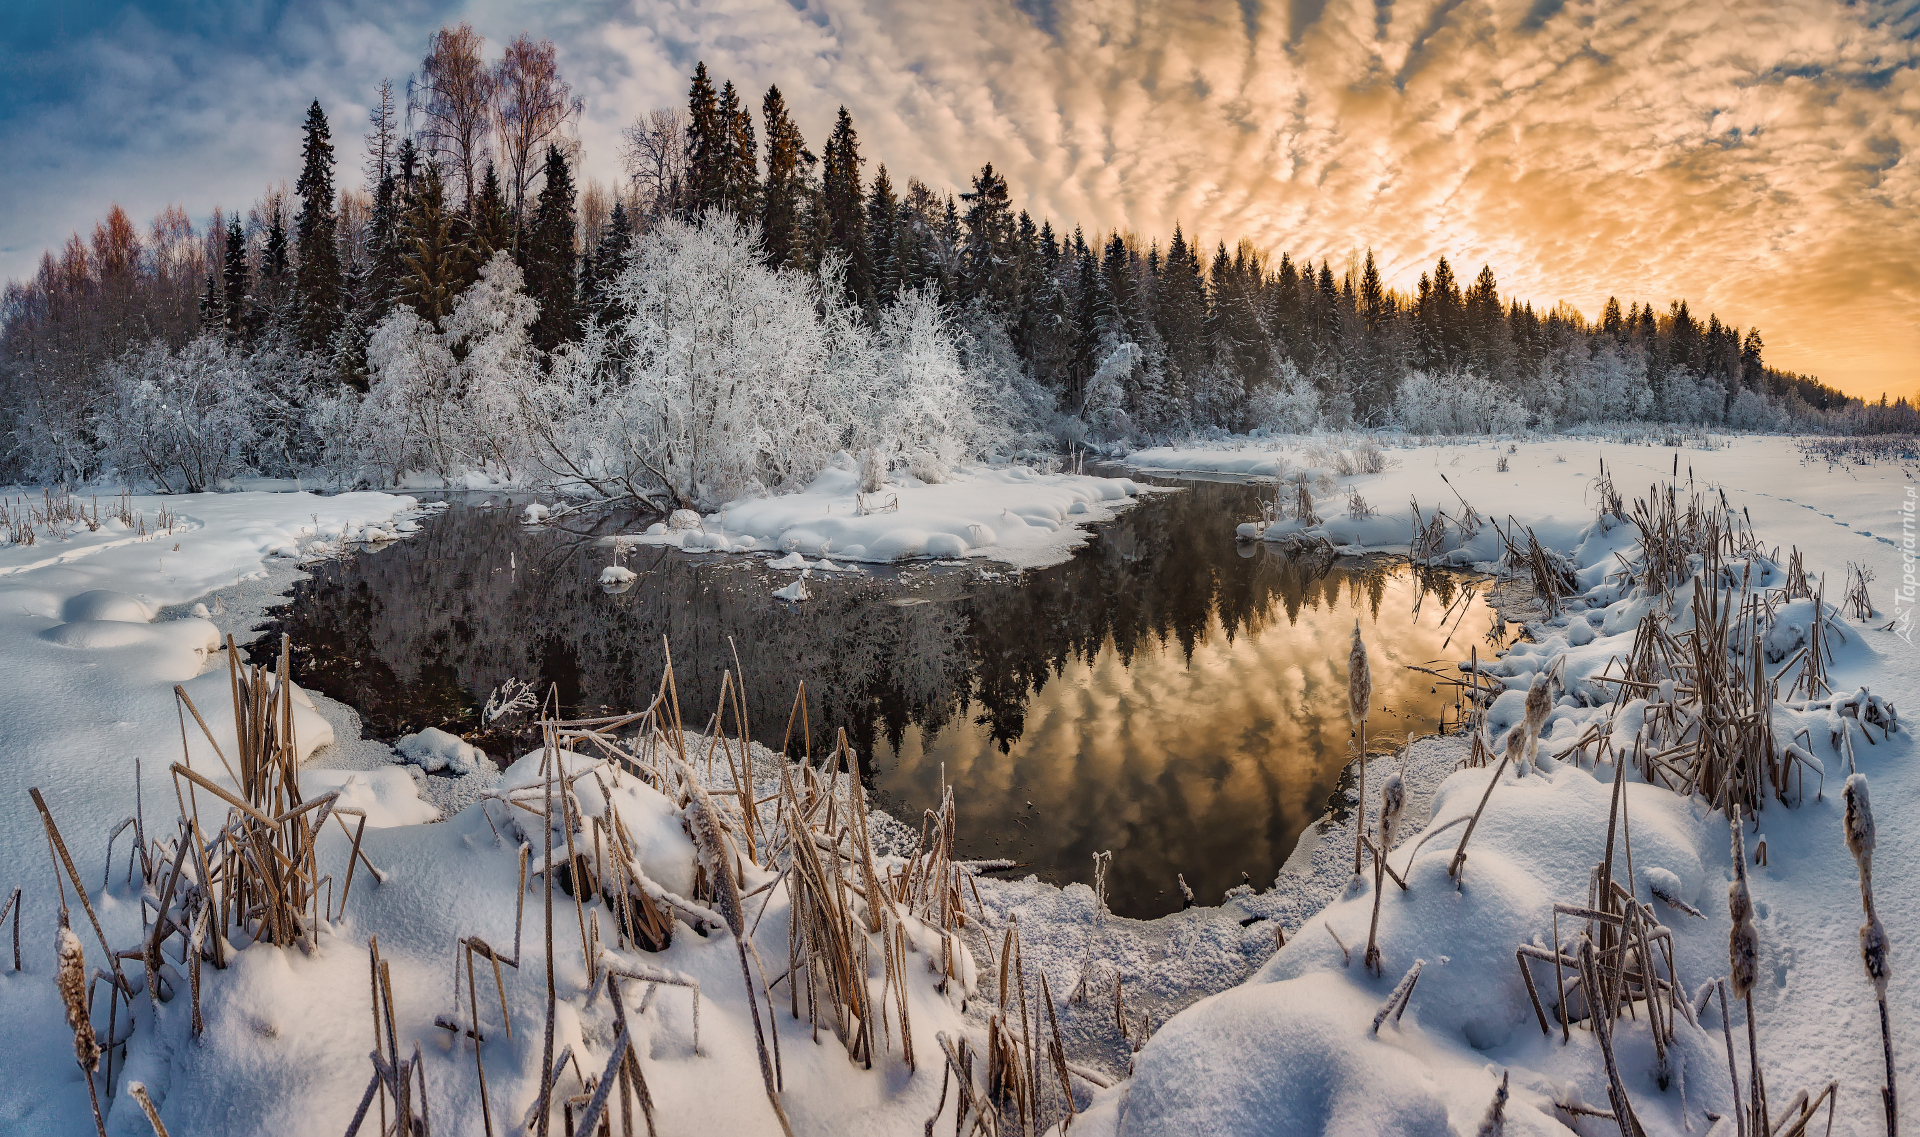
1861;915;1891;999
1844;774;1875;869
1378;773;1406;848
1504;725;1526;775
1348;624;1372;726
1523;673;1551;733
57;926;99;1072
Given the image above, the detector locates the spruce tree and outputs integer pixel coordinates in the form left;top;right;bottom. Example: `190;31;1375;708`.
718;81;759;217
958;163;1013;309
222;214;251;338
525;144;579;351
759;86;809;270
821;107;872;308
685;64;725;216
398;163;467;324
294;99;343;353
471;164;513;258
582;201;632;325
866;165;899;303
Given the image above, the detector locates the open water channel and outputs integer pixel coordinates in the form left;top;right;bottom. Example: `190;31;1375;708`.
260;476;1511;917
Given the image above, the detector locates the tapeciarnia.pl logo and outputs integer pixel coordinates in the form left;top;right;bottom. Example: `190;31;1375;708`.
1898;485;1916;645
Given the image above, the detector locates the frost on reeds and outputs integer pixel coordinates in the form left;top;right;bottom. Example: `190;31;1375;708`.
1521;672;1551;775
1349;622;1372;875
1845;775;1897;1134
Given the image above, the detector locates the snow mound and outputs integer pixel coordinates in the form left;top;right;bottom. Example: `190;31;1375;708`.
598;565;636;585
1118;972;1452;1135
523;502;549;523
773;577;812;602
62;588;155;623
392;726;486;775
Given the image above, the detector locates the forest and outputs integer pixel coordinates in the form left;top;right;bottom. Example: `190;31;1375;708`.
2;22;1910;498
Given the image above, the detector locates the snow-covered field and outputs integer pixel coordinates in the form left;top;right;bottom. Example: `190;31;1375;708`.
0;433;1913;1136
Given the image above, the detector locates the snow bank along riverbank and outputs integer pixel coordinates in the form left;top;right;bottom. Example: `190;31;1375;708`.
602;458;1148;570
1;431;1914;1136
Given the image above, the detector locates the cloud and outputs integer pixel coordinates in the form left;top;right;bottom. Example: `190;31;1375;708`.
3;0;1913;395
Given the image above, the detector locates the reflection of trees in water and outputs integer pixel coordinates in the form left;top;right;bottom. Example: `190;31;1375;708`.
269;482;1440;773
265;505;975;759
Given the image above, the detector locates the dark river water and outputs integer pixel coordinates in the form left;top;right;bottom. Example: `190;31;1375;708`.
260;477;1508;917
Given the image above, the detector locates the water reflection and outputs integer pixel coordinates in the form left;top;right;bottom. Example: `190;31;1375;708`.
262;481;1505;917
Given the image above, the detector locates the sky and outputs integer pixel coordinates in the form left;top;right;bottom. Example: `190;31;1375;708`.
1;0;1915;398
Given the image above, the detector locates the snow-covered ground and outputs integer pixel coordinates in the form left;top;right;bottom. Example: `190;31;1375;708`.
607;460;1147;570
1050;432;1914;1135
1;433;1914;1136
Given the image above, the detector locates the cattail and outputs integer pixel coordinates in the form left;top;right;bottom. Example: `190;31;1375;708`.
1377;773;1406;849
1728;823;1757;1002
1364;773;1406;976
58;926;98;1072
1505;725;1526;779
1348;623;1372;728
1350;623;1372;874
1476;1070;1509;1136
1522;672;1551;772
1845;775;1896;1135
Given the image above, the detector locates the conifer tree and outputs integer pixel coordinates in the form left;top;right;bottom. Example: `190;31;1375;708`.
470;164;513;258
685;64;725;215
398;162;467;324
524;143;578;351
581;201;632;325
222;214;251;338
759;86;809;270
958;163;1013;309
294;99;342;352
821;107;872;308
718;80;759;217
866;165;899;303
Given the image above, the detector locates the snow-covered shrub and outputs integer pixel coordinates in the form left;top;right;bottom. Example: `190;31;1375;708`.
1394;369;1528;435
591;213;843;507
95;334;257;492
363;309;460;481
440;252;541;480
871;286;985;475
1248;361;1321;433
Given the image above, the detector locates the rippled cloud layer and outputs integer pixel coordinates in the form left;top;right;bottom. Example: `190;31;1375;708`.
4;0;1914;393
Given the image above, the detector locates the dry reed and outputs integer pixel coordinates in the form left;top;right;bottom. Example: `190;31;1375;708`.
1845;775;1896;1135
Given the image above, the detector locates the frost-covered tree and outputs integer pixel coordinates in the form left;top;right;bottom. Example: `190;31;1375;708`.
95;335;258;492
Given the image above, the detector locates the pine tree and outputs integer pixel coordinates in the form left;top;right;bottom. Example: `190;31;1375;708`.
685;63;725;216
222;214;251;338
524;143;578;352
294;99;343;353
759;86;809;271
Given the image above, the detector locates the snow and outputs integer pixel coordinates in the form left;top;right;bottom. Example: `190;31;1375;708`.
4;433;1917;1137
1040;432;1918;1136
597;564;636;586
773;576;813;602
622;462;1149;568
392;726;488;776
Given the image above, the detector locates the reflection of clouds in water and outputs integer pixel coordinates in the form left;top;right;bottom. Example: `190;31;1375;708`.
877;569;1498;917
269;483;1499;918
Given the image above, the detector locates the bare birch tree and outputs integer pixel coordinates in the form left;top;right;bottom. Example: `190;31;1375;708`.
492;34;580;225
413;24;495;207
622;108;689;226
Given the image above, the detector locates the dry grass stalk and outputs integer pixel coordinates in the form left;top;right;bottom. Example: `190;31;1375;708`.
1844;775;1896;1135
1369;957;1424;1036
0;885;20;972
127;1081;170;1136
1350;623;1372;875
